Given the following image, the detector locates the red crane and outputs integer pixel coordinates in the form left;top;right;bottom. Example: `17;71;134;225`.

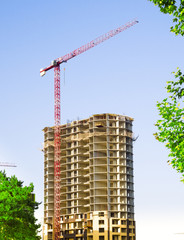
0;162;16;167
40;19;138;240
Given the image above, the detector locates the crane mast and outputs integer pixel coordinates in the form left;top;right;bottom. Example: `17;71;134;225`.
53;65;61;238
40;19;138;240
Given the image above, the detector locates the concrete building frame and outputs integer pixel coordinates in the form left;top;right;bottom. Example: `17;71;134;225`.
43;113;136;240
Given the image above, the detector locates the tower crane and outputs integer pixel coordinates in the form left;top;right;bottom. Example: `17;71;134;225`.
40;19;138;240
0;162;17;167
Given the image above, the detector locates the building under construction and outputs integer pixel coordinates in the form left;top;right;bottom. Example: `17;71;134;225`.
43;113;136;240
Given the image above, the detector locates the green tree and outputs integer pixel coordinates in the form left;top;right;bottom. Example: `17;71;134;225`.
149;0;184;180
154;69;184;181
149;0;184;35
0;171;41;240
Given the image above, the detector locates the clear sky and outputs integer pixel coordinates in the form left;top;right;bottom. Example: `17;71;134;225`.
0;1;184;239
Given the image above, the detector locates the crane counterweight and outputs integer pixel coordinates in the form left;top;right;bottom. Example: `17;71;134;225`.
40;69;46;77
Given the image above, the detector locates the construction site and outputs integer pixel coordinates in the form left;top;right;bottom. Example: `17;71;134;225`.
43;113;135;240
41;20;138;240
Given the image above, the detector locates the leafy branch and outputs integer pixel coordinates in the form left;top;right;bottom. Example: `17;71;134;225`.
149;0;184;35
154;69;184;181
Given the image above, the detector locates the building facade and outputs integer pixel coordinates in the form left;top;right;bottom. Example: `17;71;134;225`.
43;113;136;240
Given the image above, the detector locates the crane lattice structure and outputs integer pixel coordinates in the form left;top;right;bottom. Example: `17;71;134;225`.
0;162;16;167
40;19;138;240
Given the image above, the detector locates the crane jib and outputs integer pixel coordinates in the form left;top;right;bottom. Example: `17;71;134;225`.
40;19;138;77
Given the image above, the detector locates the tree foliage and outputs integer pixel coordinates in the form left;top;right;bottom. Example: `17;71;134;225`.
0;171;41;240
155;69;184;181
149;0;184;35
148;0;184;180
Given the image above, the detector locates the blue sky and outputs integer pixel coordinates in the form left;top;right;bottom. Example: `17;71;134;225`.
0;1;184;239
